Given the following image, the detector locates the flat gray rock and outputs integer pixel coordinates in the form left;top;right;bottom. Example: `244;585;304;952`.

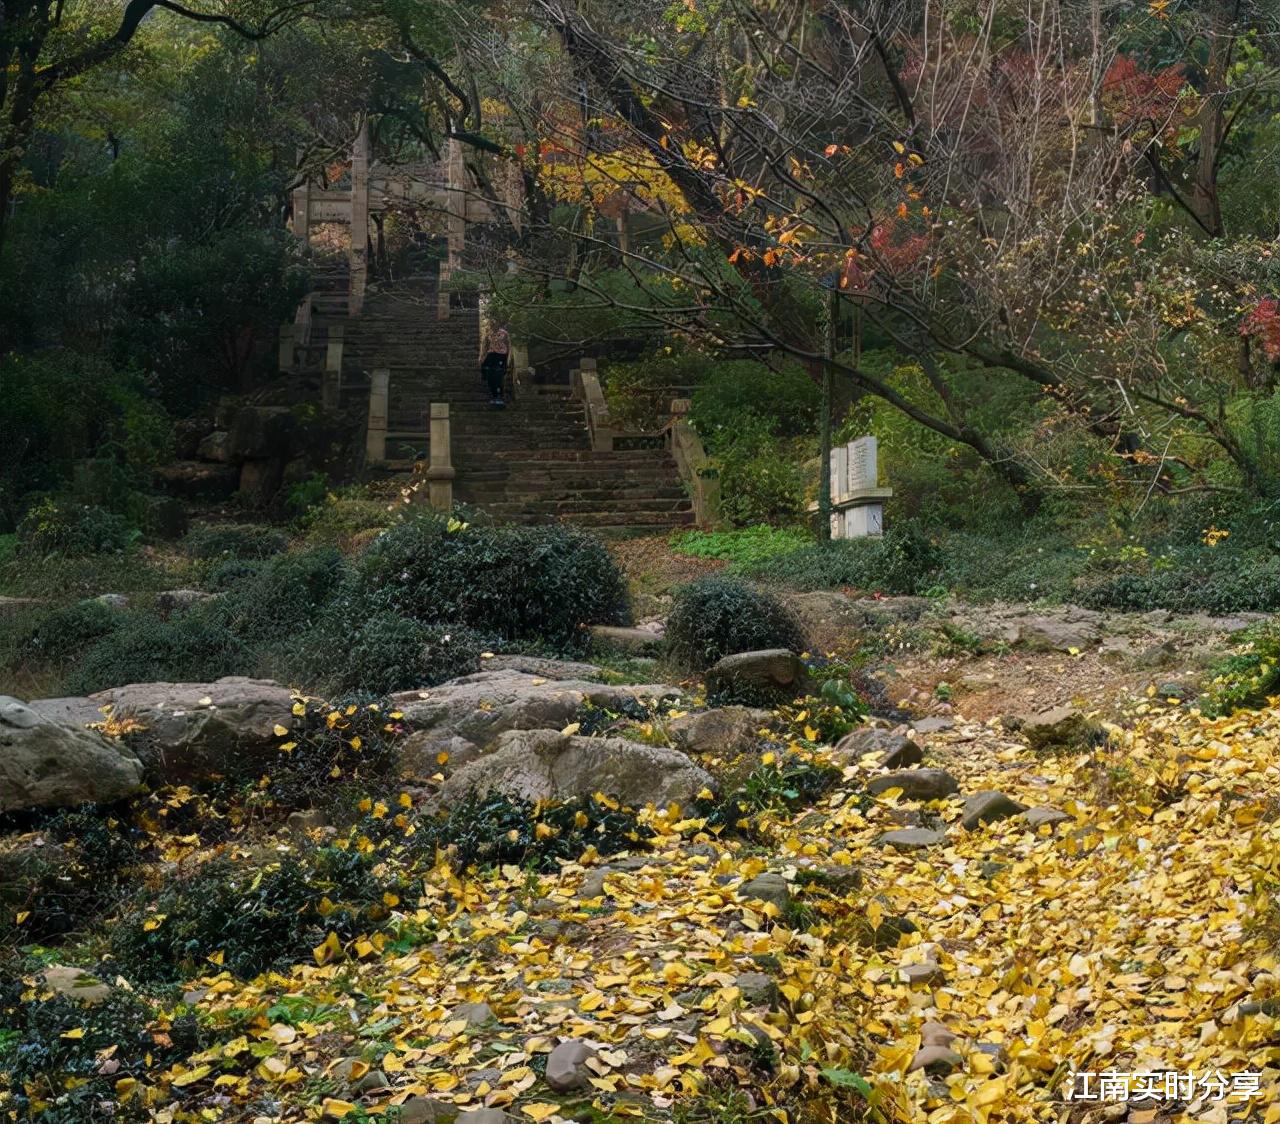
833;727;923;769
899;962;946;986
437;728;712;810
738;870;791;909
879;828;948;851
391;671;680;767
28;677;296;785
1023;806;1073;831
667;706;774;756
545;1039;596;1092
961;790;1028;830
866;768;959;801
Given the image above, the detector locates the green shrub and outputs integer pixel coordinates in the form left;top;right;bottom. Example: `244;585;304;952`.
691;358;820;446
694;752;842;840
666;575;808;670
1076;549;1280;614
0;810;141;942
0;967;176;1122
203;558;263;592
299;490;395;549
308;613;485;696
717;428;809;528
185;522;288;562
352;516;629;650
111;845;402;984
744;523;943;594
15;498;135;558
1201;623;1280;717
11;600;123;668
0;349;170;532
62;613;246;694
214;546;347;648
285;471;329;520
418;792;655;873
259;697;405;813
671;525;814;568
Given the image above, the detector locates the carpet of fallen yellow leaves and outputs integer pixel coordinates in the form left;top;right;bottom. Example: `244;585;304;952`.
123;698;1280;1124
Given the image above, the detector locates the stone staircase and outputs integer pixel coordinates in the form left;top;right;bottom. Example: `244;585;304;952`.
332;275;695;534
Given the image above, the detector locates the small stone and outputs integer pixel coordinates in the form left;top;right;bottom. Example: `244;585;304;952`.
450;1001;494;1027
907;1045;963;1075
1019;706;1103;753
911;716;955;734
734;972;780;1009
578;868;611;901
899;962;946;987
1022;806;1072;831
397;1097;459;1124
868;914;918;950
1101;1102;1129;1121
545;1039;597;1092
973;1042;1009;1072
457;1111;517;1124
799;864;863;893
42;965;110;1005
960;790;1028;830
738;871;791;910
287;809;330;838
879;828;947;851
980;860;1010;880
919;1021;956;1048
866;768;959;801
354;1069;389;1093
92;593;130;611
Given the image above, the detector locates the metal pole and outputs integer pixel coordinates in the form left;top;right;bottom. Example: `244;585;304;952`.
819;286;836;542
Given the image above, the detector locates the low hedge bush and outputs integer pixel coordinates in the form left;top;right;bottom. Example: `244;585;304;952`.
111;845;404;984
11;600;123;668
15;498;135;558
352;516;629;650
743;522;943;595
62;613;246;694
666;574;808;670
185;522;288;562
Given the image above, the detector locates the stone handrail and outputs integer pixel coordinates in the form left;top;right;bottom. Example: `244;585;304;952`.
667;399;721;529
570;359;617;452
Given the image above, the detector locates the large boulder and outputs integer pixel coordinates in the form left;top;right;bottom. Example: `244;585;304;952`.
704;649;806;703
28;677;296;785
154;460;239;500
229;406;297;460
588;625;664;656
392;671;680;777
436;729;713;810
0;696;144;812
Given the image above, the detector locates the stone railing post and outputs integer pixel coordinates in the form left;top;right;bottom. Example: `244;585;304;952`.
322;324;344;411
277;324;295;373
349;120;371;316
425;403;455;511
294;293;313;348
667;398;721;529
291;161;311;247
572;358;615;452
366;367;389;465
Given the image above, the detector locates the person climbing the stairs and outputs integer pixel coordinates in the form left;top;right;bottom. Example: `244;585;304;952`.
479;322;511;408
